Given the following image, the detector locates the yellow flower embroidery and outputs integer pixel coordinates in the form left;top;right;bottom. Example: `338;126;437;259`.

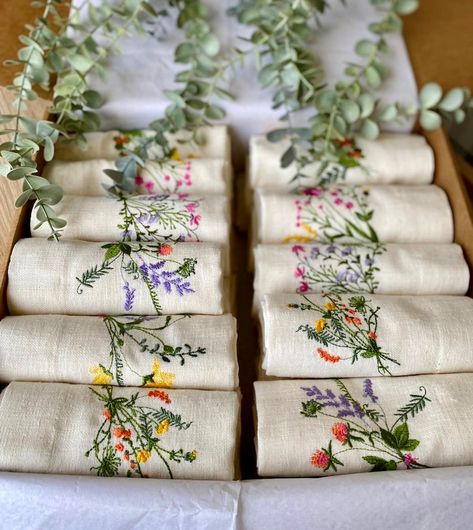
144;360;175;388
190;449;197;460
301;223;318;237
282;235;314;243
156;419;170;435
171;149;182;162
315;319;326;333
136;450;151;464
89;365;113;385
324;302;336;311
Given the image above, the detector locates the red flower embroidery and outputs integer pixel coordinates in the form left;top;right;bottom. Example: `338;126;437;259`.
148;390;172;404
310;450;329;469
317;347;341;364
159;244;173;256
331;422;349;444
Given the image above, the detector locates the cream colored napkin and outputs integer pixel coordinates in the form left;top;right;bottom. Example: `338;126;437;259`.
253;243;469;308
0;382;239;480
43;158;231;197
255;374;473;477
31;195;231;247
8;239;226;316
0;314;238;390
54;126;231;161
249;133;434;189
255;186;453;244
261;293;473;378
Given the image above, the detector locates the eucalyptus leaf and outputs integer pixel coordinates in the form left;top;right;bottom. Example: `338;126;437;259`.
379;104;398;121
340;100;360;123
438;88;464;112
358;93;375;118
355;39;377;57
420;109;442;130
393;0;419;15
365;66;382;88
419;83;442;109
201;33;220;56
360;119;380;140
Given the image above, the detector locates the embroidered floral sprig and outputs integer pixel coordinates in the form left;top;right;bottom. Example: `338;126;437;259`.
86;386;197;478
291;243;385;295
301;379;430;473
284;186;378;245
115;193;202;243
91;314;206;386
289;294;399;375
76;241;197;314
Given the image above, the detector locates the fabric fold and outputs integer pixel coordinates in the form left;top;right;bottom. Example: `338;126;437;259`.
253;243;469;308
254;185;453;245
261;293;473;378
255;374;473;477
0;314;238;390
0;382;239;480
43;158;231;197
249;133;434;190
7;239;226;316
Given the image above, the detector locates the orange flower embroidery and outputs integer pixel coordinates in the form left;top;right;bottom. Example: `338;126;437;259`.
367;331;377;340
115;443;124;452
317;347;341;364
159;244;173;256
148;389;171;404
103;409;112;420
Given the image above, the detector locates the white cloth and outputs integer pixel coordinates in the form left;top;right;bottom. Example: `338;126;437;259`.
249;133;435;190
255;374;473;477
31;195;231;246
261;294;473;378
254;186;453;244
7;239;226;316
54;126;231;162
43;158;231;196
0;382;239;480
253;243;470;309
0;314;238;390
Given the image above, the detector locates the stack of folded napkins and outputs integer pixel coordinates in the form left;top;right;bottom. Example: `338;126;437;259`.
0;126;240;480
250;132;473;477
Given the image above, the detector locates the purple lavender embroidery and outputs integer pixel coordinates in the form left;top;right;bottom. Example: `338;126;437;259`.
123;282;136;311
362;378;379;403
301;386;365;419
139;261;194;296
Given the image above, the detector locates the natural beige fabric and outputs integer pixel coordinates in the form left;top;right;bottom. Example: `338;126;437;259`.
0;382;239;480
249;133;434;189
7;239;226;315
253;243;470;308
255;374;473;477
0;314;238;390
255;186;453;244
54;126;231;161
43;158;231;196
261;294;473;378
31;195;231;246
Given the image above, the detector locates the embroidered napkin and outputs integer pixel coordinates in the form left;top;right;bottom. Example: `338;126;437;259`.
54;126;231;162
249;133;434;190
31;195;231;247
255;186;453;245
0;382;239;480
43;158;231;197
260;294;473;378
255;374;473;477
253;243;469;308
0;314;238;390
7;239;226;316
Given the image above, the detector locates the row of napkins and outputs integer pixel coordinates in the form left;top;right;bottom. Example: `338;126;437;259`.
1;126;239;481
0;382;238;480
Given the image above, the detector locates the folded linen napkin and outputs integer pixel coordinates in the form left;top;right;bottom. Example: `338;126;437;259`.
260;294;473;378
7;239;226;316
249;133;434;190
0;314;238;390
31;194;231;246
0;382;239;480
255;374;473;477
254;186;453;245
253;243;469;308
54;126;231;162
43;158;231;197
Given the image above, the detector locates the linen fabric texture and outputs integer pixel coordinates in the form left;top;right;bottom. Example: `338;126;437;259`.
7;239;226;316
0;314;238;390
260;294;473;378
255;374;473;477
0;382;239;480
249;133;435;190
254;186;453;245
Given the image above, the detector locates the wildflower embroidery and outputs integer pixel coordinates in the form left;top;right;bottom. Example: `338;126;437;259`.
76;241;197;314
86;386;197;478
300;379;430;473
284;186;378;244
291;243;385;295
289;294;399;375
91;315;206;386
115;193;202;243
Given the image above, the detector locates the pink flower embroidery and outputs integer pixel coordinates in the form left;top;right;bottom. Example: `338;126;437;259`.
331;422;349;444
164;175;171;182
303;187;322;197
345;201;354;209
403;453;417;467
334;197;343;205
291;245;305;255
310;450;329;469
190;214;201;226
294;266;305;278
135;175;144;185
299;281;309;293
177;193;189;199
185;203;196;213
145;181;154;191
